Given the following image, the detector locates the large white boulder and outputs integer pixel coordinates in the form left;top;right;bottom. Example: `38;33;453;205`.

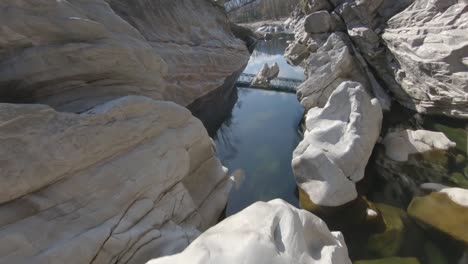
0;96;234;264
382;129;457;162
382;0;468;118
0;0;249;112
148;199;352;264
293;81;383;206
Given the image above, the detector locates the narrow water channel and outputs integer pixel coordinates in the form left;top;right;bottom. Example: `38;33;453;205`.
214;35;304;216
213;34;467;263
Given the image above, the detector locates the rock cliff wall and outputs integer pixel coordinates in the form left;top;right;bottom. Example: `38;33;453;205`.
0;1;250;263
0;0;250;112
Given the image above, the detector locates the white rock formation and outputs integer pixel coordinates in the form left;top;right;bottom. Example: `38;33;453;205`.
296;33;370;111
251;62;280;87
0;0;249;112
382;130;457;162
383;0;468;118
293;81;383;206
420;183;468;207
0;96;234;264
147;199;352;264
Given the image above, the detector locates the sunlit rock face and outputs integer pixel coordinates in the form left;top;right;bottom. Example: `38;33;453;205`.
292;81;383;207
0;96;234;264
289;0;468;118
0;0;249;112
409;184;468;244
382;0;468;118
0;1;249;263
148;199;352;264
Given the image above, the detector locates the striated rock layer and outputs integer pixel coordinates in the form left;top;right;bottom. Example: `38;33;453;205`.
287;0;468;118
0;96;234;264
383;0;468;118
0;0;250;112
148;199;352;264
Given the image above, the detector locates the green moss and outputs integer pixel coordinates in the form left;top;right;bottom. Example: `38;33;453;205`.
367;204;405;257
432;123;467;155
449;172;468;188
354;257;420;264
455;154;466;166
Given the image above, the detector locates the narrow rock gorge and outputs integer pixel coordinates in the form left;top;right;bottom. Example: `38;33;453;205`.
1;0;467;264
0;0;249;263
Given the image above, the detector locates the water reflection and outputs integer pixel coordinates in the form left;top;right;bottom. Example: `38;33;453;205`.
214;87;304;216
243;36;305;80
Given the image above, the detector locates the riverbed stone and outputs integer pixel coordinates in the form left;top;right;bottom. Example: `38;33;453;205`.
374;128;462;201
408;186;468;244
0;96;234;263
367;204;406;257
382;130;456;162
147;199;352;264
293;81;382;206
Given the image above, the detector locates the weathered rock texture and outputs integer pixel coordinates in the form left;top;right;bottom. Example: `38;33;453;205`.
0;96;234;264
147;199;352;264
382;0;468;118
296;33;373;111
292;82;382;206
0;0;249;112
287;0;468;118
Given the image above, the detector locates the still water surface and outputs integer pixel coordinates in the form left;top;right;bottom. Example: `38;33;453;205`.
214;36;305;216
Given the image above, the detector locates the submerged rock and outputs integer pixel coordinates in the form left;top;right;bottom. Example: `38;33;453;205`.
147;199;352;264
382;0;468;118
408;185;468;244
251;62;280;87
374;126;465;201
0;97;234;263
365;203;427;258
292;81;382;206
382;130;456;162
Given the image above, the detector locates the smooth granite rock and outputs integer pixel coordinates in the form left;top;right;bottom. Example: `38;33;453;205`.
292;81;383;206
0;0;249;112
382;0;468;118
0;96;234;264
304;11;336;34
408;185;468;244
147;199;352;264
382;130;456;162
